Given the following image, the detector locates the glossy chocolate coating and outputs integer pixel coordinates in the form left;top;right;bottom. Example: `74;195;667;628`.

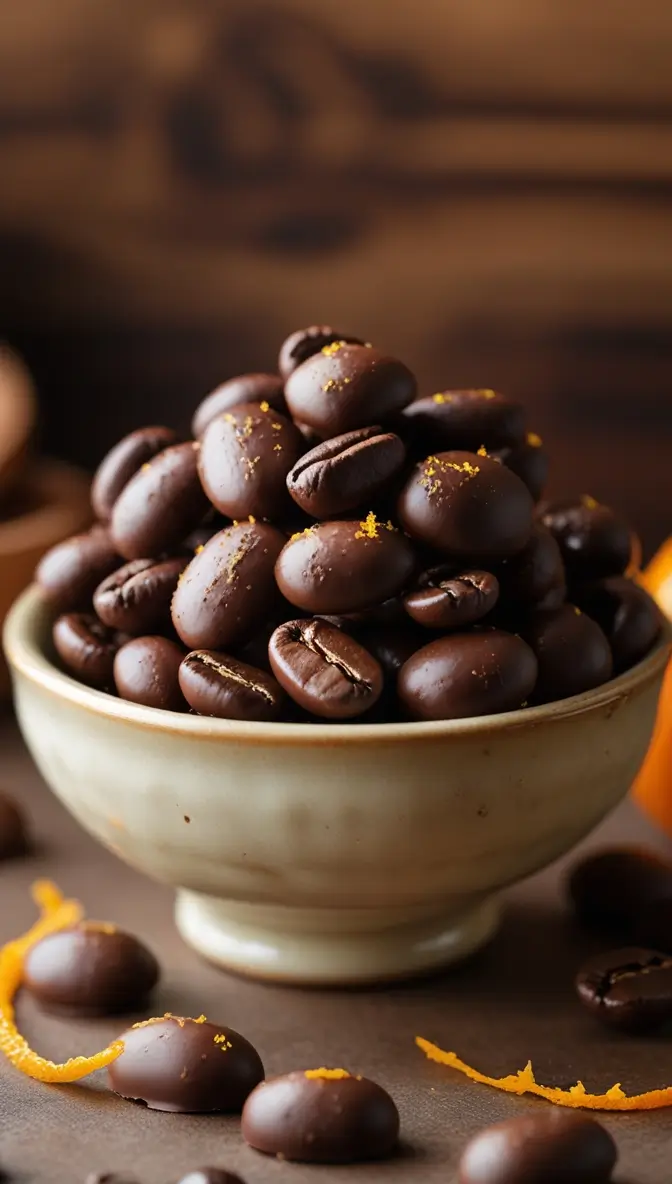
114;636;186;711
36;526;121;615
540;496;633;581
179;650;285;721
360;626;424;678
521;604;613;703
496;524;566;607
269;619;383;719
53;612;122;688
278;325;364;379
241;1070;400;1163
94;557;187;635
576;946;672;1034
284;343;416;437
573;576;662;673
287;427;405;518
0;791;29;860
111;442;210;561
398;630;538;721
275;519;416;615
92;426;179;521
458;1111;617;1184
24;924;159;1016
172;522;285;650
108;1016;264;1113
192;374;286;438
398;451;534;559
491;432;549;502
403;567;499;630
198;402;304;520
568;847;672;951
402;389;526;452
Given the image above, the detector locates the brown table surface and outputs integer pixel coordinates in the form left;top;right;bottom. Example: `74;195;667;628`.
2;714;672;1184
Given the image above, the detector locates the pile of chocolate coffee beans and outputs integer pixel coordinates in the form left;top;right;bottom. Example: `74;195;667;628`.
36;326;663;723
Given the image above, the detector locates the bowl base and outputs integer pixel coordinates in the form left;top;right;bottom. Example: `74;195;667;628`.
174;891;501;986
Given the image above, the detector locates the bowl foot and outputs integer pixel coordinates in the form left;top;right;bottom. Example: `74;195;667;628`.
174;891;500;985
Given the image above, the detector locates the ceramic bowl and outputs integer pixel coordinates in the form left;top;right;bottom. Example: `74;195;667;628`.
5;584;670;986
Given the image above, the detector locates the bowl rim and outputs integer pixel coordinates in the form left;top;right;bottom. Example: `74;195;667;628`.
4;583;670;747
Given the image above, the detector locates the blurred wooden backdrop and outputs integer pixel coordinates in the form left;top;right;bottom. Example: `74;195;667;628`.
0;0;670;551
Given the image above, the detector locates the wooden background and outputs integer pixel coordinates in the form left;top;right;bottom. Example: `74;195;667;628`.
0;1;670;552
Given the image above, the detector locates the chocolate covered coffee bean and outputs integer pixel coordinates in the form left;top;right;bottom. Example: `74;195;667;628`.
459;1111;617;1184
94;557;187;635
278;325;364;379
286;427;405;518
541;496;633;581
269;619;383;719
284;343;416;437
492;431;549;502
521;604;613;703
198;402;304;520
402;388;526;452
403;567;499;631
399;630;537;721
576;946;672;1033
37;526;121;615
276;517;416;615
91;426;178;521
53;612;123;688
242;1069;400;1163
179;650;285;721
192;373;286;438
172;521;285;649
496;523;566;608
24;924;160;1016
573;577;662;673
114;636;186;711
398;451;534;559
111;442;209;561
568;847;672;950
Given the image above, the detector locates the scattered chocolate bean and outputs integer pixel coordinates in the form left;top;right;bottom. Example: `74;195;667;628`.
287;426;405;518
458;1111;617;1184
284;343;416;437
398;630;538;721
114;636;187;711
573;576;663;673
91;426;179;521
541;496;633;581
198;402;304;520
269;619;383;719
179;650;285;721
576;946;672;1033
520;604;613;703
278;325;364;379
24;923;160;1016
111;442;210;561
53;612;122;688
402;388;526;452
568;847;672;951
491;431;549;502
36;526;121;614
0;791;29;861
94;557;188;635
403;567;499;630
496;524;566;608
192;374;286;438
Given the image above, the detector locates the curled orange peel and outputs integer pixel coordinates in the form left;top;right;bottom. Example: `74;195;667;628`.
415;1037;672;1111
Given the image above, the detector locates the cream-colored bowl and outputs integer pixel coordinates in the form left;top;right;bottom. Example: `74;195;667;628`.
5;584;670;985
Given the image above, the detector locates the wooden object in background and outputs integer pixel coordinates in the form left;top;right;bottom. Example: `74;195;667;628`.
0;347;36;503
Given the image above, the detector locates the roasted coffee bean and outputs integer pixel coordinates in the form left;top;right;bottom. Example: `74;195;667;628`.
94;557;187;634
491;432;549;502
269;619;384;719
496;524;566;608
287;427;405;518
398;630;537;721
541;496;633;581
241;1068;400;1163
402;389;526;452
179;650;285;721
53;612;122;688
278;325;364;379
91;426;178;521
172;521;285;650
284;343;416;437
108;1016;264;1113
111;442;210;561
568;847;672;950
36;526;121;614
24;923;159;1017
0;791;29;860
521;604;613;703
275;518;416;615
177;1171;246;1184
398;451;533;559
576;946;672;1033
458;1111;617;1184
403;567;499;630
114;636;187;711
573;577;663;673
198;402;304;520
192;373;286;438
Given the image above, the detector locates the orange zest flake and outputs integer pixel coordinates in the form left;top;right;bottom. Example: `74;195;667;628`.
290;524;317;542
321;340;346;356
259;400;270;412
415;1037;672;1111
476;388;497;399
432;392;453;404
527;431;542;448
582;494;599;510
477;445;488;456
354;511;387;540
305;1068;352;1080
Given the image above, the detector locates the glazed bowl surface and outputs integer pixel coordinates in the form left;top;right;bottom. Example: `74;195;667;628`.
4;585;669;984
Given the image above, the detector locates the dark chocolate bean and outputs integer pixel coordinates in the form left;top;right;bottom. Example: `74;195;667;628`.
53;612;122;688
172;522;285;650
541;496;633;581
284;343;416;437
24;923;160;1017
192;374;286;438
496;524;566;607
491;431;549;502
287;427;405;518
458;1111;617;1184
114;636;187;711
278;325;364;379
568;847;672;951
360;626;424;677
177;1171;246;1184
94;557;187;634
576;946;672;1033
111;442;210;561
520;604;613;703
398;451;534;559
403;567;499;630
0;791;29;860
269;619;383;719
198;402;303;520
241;1069;399;1163
402;388;526;452
108;1016;264;1113
91;426;178;521
275;518;416;615
179;650;285;721
573;577;663;673
36;526;121;614
398;630;538;721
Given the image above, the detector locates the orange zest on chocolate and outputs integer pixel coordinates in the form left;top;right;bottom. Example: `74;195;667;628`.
416;1037;672;1111
305;1068;352;1080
